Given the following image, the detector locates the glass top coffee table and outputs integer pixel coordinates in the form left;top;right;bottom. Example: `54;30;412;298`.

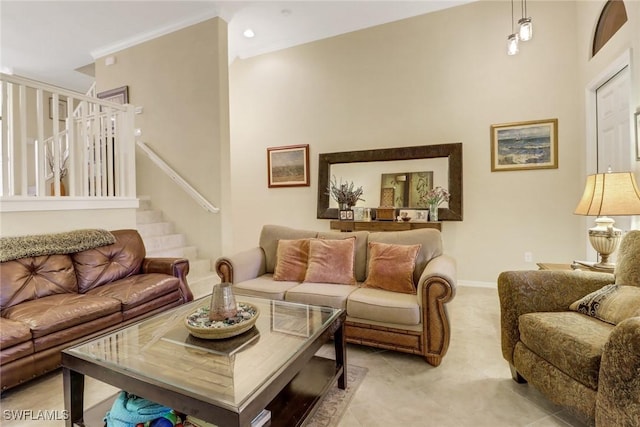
62;295;346;427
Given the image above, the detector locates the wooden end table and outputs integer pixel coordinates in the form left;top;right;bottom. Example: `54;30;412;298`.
537;262;615;273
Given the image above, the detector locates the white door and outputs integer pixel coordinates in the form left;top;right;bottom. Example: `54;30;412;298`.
596;65;631;174
595;65;632;235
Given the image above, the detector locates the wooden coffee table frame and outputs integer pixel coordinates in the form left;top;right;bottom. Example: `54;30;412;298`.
62;301;346;427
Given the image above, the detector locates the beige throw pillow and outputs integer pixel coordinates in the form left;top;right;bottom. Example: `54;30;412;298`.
304;238;356;285
273;239;310;282
363;241;421;294
569;284;640;325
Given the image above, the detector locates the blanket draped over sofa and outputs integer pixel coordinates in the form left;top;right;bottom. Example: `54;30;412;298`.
215;224;457;366
0;229;193;391
0;228;116;262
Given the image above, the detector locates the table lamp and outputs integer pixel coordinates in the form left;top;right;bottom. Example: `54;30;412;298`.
574;171;640;270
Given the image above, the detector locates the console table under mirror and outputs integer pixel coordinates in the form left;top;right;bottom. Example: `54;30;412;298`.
317;143;463;229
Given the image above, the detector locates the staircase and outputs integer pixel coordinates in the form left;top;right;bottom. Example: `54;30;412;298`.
136;196;218;298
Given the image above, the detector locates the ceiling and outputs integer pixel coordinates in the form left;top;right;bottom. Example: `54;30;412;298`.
0;1;472;93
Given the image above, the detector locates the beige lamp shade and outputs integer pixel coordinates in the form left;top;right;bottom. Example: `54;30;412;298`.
574;171;640;270
574;172;640;216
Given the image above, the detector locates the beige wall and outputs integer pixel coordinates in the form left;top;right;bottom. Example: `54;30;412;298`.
0;208;136;236
228;1;600;284
95;18;230;262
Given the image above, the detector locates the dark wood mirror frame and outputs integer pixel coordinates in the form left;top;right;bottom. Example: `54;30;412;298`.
317;143;463;221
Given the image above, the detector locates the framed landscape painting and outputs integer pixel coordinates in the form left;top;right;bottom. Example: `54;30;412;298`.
267;144;310;187
490;118;558;172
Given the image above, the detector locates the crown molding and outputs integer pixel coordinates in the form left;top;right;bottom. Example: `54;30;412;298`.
90;8;221;60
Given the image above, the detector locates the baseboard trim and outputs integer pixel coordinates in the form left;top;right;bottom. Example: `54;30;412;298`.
458;280;496;289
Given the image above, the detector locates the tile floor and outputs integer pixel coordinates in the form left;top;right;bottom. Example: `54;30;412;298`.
0;285;589;427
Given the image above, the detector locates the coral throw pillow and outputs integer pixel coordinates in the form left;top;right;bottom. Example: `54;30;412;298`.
273;239;310;282
304;238;356;285
364;242;421;294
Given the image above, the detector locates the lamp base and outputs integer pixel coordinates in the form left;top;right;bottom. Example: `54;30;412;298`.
588;216;622;268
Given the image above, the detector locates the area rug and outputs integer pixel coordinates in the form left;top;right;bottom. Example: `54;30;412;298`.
303;364;368;427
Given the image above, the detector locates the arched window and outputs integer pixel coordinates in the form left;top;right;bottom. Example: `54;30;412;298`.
593;0;628;57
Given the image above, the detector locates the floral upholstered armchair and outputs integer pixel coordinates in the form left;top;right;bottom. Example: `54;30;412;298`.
498;230;640;426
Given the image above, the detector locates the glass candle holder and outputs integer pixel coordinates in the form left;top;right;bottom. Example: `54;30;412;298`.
209;282;238;321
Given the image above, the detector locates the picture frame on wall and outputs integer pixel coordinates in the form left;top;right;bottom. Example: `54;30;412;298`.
635;110;640;161
97;86;129;104
490;118;558;172
48;97;67;121
267;144;310;188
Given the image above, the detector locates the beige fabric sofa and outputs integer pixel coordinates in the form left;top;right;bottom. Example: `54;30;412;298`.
215;224;457;366
498;230;640;426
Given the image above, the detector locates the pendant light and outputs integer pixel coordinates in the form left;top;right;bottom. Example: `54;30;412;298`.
507;0;519;55
507;34;519;55
518;0;533;41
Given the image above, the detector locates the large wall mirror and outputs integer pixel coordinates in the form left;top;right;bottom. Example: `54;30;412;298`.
317;143;463;220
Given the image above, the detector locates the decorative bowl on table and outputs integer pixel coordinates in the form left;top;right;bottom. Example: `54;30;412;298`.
401;216;411;222
185;302;260;340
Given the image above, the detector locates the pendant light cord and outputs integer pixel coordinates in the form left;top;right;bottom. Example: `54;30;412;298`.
511;0;515;33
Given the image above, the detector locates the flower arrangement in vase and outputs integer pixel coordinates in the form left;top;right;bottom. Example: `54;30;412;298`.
423;186;450;222
328;176;365;220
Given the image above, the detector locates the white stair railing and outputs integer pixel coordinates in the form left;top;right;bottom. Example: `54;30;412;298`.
0;73;136;202
136;141;219;213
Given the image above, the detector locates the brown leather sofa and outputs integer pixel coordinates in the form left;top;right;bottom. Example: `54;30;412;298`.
0;229;193;391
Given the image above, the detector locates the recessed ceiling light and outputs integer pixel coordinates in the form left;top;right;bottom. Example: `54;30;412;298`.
243;29;255;38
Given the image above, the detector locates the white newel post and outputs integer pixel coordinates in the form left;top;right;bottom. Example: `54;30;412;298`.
66;95;75;197
120;104;136;198
36;89;45;196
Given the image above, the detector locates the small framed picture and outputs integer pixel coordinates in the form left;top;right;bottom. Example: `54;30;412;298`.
267;144;310;188
490;118;558;171
49;97;68;121
398;209;414;221
414;210;429;222
353;207;364;221
339;210;354;220
97;86;129;104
